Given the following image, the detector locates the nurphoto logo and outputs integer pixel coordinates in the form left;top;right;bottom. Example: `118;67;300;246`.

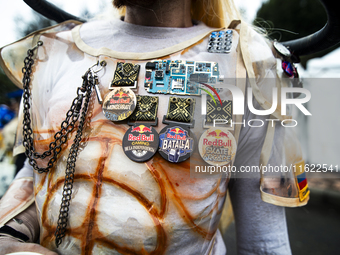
201;85;311;128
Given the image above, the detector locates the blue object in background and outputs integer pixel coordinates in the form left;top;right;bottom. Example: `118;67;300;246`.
0;105;15;129
6;90;23;99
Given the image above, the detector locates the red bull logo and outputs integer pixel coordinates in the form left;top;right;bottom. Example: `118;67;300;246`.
114;91;129;98
167;133;186;140
203;139;231;147
131;125;152;133
128;134;154;142
169;128;185;134
219;131;229;138
207;130;217;137
207;129;229;138
110;98;130;104
109;89;131;104
167;127;186;140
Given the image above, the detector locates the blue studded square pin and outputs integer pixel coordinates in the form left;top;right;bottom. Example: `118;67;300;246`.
207;30;233;54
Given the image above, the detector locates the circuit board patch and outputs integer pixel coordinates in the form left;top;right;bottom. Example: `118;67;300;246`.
144;60;222;96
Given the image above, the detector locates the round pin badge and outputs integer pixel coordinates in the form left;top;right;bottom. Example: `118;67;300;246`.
102;87;136;121
122;125;159;162
158;125;195;163
198;127;237;166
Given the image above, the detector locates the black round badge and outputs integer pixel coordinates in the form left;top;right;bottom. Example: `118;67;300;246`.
122;125;159;162
102;87;136;121
158;125;195;163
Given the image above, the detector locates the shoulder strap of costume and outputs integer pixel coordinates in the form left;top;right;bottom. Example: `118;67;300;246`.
234;39;247;144
238;21;289;121
219;29;246;235
0;20;81;88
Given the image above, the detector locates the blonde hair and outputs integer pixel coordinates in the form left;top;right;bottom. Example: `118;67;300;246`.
115;0;241;28
190;0;241;28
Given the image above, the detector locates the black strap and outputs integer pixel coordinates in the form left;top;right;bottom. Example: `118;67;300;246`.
0;225;29;242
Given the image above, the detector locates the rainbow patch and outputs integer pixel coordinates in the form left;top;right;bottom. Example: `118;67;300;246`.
297;172;307;190
294;161;310;202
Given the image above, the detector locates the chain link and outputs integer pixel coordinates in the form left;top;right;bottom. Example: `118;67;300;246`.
22;42;91;174
21;41;100;247
54;71;95;247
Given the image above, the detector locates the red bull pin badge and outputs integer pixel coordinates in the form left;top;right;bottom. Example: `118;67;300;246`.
198;127;237;166
122;125;159;162
158;125;195;163
102;87;136;121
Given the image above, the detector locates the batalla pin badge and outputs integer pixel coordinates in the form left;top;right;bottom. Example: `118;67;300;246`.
198;127;237;166
158;125;195;163
122;125;159;162
102;87;136;121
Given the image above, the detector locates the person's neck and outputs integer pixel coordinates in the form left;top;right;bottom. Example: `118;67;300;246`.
124;0;192;28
